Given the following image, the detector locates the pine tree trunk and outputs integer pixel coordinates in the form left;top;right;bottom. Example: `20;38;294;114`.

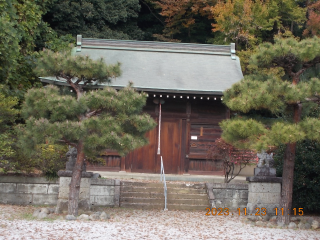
277;142;296;225
68;141;85;216
277;103;301;225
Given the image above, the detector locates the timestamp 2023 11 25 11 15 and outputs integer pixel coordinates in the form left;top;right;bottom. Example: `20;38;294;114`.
205;208;304;216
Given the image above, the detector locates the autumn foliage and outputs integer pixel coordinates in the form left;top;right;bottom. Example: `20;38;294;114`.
303;1;320;37
207;138;256;183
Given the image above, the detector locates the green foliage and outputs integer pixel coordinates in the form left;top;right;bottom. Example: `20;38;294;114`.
3;143;67;178
274;140;320;212
18;48;156;161
0;133;16;173
0;0;73;99
0;85;19;172
0;86;19;132
250;36;320;69
211;0;306;49
34;48;121;86
18;85;156;157
221;37;320;151
44;0;144;40
0;0;20;85
33;144;68;179
224;75;320;114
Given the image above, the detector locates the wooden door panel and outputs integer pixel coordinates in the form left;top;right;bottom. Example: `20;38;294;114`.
159;119;181;174
128;127;157;173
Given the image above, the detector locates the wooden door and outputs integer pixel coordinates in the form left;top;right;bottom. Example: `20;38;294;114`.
159;118;181;174
126;126;157;173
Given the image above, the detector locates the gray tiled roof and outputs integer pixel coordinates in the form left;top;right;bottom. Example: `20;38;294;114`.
43;36;244;95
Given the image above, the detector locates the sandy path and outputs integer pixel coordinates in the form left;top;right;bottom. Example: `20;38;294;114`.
0;205;319;240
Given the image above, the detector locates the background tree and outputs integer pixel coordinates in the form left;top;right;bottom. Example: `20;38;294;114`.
220;36;320;225
137;0;165;41
0;85;19;172
303;1;320;37
207;138;256;183
17;48;156;216
153;0;215;43
43;0;144;40
275;140;320;213
211;0;306;49
0;0;74;99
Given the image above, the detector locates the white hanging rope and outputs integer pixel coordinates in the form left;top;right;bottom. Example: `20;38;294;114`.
157;103;161;155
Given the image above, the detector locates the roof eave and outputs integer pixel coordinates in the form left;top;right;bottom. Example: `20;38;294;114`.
40;77;224;96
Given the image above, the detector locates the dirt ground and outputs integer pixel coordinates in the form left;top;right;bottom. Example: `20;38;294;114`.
0;204;319;240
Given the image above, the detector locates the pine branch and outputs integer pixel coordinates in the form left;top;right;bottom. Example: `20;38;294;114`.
86;109;102;118
60;137;77;147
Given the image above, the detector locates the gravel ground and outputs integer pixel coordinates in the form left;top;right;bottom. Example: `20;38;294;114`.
0;204;319;240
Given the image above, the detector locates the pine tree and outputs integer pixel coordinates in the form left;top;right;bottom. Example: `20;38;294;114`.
0;85;19;170
17;48;156;216
220;36;320;225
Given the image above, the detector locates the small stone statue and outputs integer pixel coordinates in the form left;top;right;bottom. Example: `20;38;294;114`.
65;146;86;172
257;150;274;168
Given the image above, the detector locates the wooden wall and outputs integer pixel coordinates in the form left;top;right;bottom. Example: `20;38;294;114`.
88;94;227;175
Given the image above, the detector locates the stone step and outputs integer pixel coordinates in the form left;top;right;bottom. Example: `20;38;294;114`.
121;181;206;189
121;186;207;194
120;197;208;205
120;202;209;211
121;192;208;200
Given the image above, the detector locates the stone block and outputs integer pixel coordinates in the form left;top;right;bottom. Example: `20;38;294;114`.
222;199;233;209
246;176;282;183
58;187;90;199
32;194;58;205
249;182;281;193
254;167;276;177
90;178;114;186
230;199;248;210
115;179;120;186
0;193;33;205
0;176;58;184
211;183;248;190
248;192;265;204
246;203;257;214
90;186;114;196
55;200;68;213
249;192;280;204
17;184;48;194
266;192;280;204
0;183;16;193
213;200;224;208
212;189;225;199
48;184;59;194
225;189;233;198
79;188;90;199
78;199;90;211
232;190;240;199
90;196;114;206
240;190;248;199
58;187;69;199
59;177;91;189
114;185;120;207
249;204;279;216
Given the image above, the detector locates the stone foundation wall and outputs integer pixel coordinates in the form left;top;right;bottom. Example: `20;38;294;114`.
206;183;248;210
90;178;120;207
247;182;281;216
0;176;59;205
0;176;120;208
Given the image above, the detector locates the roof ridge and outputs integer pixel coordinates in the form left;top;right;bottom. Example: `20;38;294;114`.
77;35;233;55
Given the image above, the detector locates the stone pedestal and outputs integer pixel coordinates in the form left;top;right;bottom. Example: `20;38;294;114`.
246;169;282;217
55;177;91;214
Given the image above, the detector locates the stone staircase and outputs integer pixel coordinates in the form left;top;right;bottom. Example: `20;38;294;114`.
120;181;210;210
